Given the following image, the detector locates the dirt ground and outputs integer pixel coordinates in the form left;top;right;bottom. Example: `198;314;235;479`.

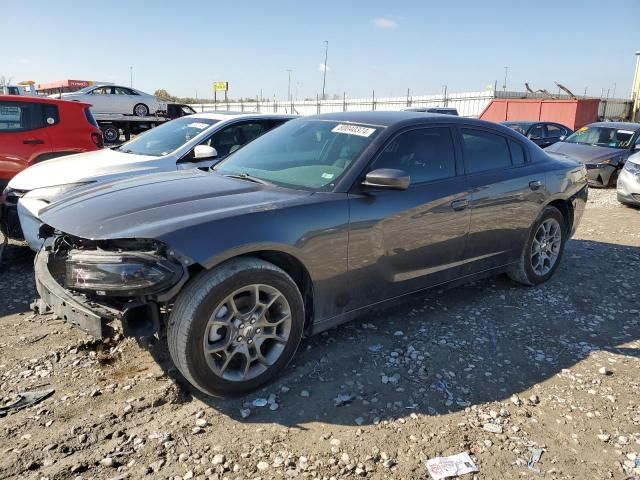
0;188;639;480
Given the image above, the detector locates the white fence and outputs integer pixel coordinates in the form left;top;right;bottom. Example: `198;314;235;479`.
188;90;632;120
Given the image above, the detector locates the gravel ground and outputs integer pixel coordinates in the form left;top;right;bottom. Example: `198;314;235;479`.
0;188;639;480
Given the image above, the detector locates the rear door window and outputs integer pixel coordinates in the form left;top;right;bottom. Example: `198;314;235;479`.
0;101;47;132
461;128;512;173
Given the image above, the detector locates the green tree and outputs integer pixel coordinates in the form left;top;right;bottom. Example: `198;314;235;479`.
154;89;175;101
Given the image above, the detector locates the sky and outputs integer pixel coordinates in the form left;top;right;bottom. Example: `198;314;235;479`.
3;0;640;100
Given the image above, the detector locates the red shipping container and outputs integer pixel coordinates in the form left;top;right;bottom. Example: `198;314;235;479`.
479;98;600;130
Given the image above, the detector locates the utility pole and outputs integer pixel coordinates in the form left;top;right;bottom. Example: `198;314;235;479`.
130;66;133;87
633;51;640;120
286;69;293;102
502;66;508;92
322;40;328;100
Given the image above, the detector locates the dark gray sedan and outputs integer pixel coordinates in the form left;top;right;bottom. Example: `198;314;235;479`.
33;112;588;396
545;122;640;187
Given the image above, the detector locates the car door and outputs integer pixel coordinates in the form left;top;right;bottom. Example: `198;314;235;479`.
347;126;471;309
114;87;135;114
457;127;545;275
0;100;52;183
86;86;111;113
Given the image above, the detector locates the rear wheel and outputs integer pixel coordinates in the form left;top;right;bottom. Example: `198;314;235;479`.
508;206;566;286
133;103;149;116
167;257;304;397
101;125;120;143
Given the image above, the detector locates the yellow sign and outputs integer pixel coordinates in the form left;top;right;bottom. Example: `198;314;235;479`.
213;81;229;92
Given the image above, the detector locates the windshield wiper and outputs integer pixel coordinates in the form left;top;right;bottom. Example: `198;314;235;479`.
222;172;274;186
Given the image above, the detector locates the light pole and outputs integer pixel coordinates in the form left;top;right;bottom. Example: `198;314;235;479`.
632;51;640;120
130;66;133;88
322;40;328;100
502;66;508;92
286;69;293;102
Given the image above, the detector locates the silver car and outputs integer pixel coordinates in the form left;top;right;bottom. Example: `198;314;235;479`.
617;152;640;206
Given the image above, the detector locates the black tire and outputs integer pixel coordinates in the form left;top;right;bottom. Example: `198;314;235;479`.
606;169;620;188
167;257;304;397
101;126;120;143
133;103;149;116
507;206;567;286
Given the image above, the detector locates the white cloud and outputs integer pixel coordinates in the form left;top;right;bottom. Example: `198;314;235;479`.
318;63;331;73
373;17;398;28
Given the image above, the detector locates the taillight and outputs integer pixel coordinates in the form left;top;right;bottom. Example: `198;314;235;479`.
92;131;104;148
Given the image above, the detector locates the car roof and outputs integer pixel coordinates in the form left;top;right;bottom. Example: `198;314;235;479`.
303;110;498;129
190;111;296;122
586;121;640;130
0;94;91;107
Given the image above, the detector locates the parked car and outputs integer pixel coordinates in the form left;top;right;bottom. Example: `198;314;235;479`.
502;121;572;148
617;151;640;206
55;85;164;116
403;107;459;115
0;95;103;238
1;112;294;249
1;84;38;96
545;122;640;187
32;111;588;396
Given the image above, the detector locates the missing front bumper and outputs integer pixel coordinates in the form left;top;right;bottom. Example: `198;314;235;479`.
34;249;117;339
34;249;164;339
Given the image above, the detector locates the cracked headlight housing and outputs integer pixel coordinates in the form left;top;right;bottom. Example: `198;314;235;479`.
65;250;183;296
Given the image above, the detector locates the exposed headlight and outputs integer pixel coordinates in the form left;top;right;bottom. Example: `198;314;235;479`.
65;250;183;296
24;182;95;203
624;161;640;175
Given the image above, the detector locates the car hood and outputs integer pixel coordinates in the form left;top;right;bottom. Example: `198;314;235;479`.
39;169;311;241
545;142;625;164
8;149;171;191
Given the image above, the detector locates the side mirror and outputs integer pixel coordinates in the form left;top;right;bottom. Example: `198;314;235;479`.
362;168;410;190
633;143;640;151
559;135;566;141
193;145;218;160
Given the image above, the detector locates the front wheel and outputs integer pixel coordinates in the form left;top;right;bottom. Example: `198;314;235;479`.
133;103;149;116
508;206;566;286
167;257;304;397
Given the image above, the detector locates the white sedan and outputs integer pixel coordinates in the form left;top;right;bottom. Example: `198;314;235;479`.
2;112;295;250
56;85;164;116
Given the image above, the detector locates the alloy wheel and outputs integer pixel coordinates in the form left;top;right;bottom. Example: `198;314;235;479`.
531;218;562;276
202;284;292;382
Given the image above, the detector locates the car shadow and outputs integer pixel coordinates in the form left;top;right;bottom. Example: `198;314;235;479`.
144;237;639;426
0;240;36;315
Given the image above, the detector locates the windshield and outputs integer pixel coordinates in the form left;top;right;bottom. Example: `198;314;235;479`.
564;126;637;149
115;117;219;156
503;122;532;135
215;119;382;190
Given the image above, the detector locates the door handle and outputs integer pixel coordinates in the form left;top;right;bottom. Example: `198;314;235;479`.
23;139;44;145
529;180;542;191
450;199;469;211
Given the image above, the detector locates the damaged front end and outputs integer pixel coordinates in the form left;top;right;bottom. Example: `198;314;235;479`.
34;232;191;339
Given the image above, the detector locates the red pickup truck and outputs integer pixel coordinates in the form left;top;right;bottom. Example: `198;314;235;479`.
0;95;103;191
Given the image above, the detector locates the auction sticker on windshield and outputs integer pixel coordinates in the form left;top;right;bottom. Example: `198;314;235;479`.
332;124;376;137
187;123;211;130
